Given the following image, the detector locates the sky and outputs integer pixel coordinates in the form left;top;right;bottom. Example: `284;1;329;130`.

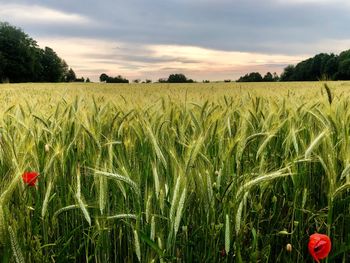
1;0;350;82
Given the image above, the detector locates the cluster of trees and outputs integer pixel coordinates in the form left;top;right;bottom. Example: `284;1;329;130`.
280;51;350;81
99;73;129;83
0;22;78;83
236;49;350;82
158;73;194;83
98;73;194;84
65;68;90;83
237;72;279;82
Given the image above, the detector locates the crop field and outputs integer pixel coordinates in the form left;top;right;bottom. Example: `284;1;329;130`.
1;81;350;262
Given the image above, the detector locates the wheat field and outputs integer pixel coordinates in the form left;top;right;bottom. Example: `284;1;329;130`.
0;82;350;262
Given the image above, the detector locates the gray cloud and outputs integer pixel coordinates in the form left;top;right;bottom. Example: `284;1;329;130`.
1;0;350;80
86;53;201;64
4;0;349;55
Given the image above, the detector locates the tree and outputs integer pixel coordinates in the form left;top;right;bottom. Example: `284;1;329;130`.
40;47;66;82
0;51;5;82
324;56;338;79
334;50;350;80
279;52;345;81
65;68;76;82
100;73;109;82
272;72;279;82
337;59;350;80
238;72;279;82
0;22;74;83
280;65;295;81
263;72;273;82
168;73;188;83
0;22;39;82
108;75;129;83
237;72;263;82
74;77;85;82
237;49;350;82
99;73;129;83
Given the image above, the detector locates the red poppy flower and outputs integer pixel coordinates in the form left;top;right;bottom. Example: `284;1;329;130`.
22;171;39;187
308;233;331;262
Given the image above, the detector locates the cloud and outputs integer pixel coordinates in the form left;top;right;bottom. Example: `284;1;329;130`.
0;4;92;25
2;0;350;81
35;37;305;81
5;0;350;56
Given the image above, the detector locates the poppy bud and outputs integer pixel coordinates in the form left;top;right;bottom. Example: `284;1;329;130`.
308;233;331;262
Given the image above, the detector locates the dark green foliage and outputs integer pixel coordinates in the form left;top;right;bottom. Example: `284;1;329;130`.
99;73;129;83
336;59;350;80
99;73;109;82
167;73;194;83
237;72;263;82
280;50;350;81
0;22;40;82
0;22;72;83
280;65;296;81
40;47;66;82
74;77;85;82
240;49;350;82
65;68;77;82
263;72;279;82
263;72;273;82
237;72;279;82
168;73;187;83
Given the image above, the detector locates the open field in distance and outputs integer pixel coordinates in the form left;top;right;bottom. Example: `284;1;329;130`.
1;81;350;108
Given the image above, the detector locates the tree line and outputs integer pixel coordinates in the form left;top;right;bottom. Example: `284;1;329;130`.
99;73;129;83
237;50;350;82
280;51;350;81
99;73;194;83
158;73;194;83
0;22;85;83
237;72;279;82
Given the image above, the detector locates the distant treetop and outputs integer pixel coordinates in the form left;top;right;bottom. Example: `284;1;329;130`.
99;73;129;83
237;72;279;82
